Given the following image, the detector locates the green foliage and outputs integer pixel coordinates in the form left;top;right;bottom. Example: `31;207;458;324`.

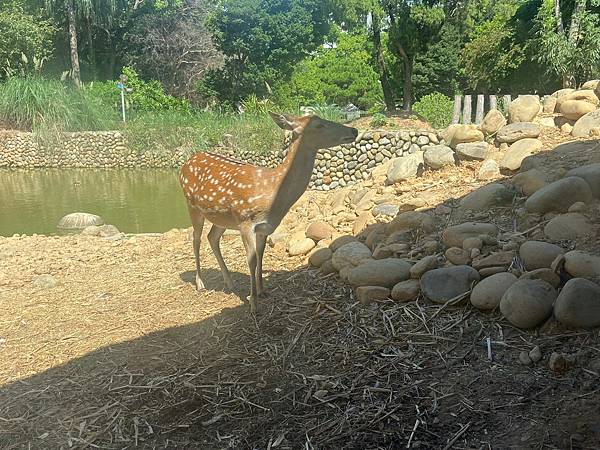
0;77;115;134
119;67;191;113
305;105;345;123
412;92;453;129
277;32;383;110
370;113;387;127
240;94;277;115
0;4;55;78
203;0;331;104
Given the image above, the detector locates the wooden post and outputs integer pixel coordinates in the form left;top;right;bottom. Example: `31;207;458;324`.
503;94;512;114
463;95;472;124
475;94;485;124
489;95;497;112
452;95;462;124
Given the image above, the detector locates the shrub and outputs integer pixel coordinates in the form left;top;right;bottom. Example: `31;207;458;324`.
412;92;454;129
370;113;388;127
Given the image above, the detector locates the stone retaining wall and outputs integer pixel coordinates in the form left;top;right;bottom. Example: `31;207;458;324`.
0;129;442;190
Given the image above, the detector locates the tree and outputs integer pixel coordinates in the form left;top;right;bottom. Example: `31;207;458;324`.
533;0;600;87
0;3;55;78
124;0;223;100
202;0;331;106
381;1;446;111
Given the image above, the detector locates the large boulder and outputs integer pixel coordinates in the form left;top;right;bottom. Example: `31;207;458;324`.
572;110;600;138
554;278;600;329
565;163;600;197
524;177;594;213
470;272;518;310
459;183;513;210
387;152;424;183
543;96;557;114
556;89;599;108
581;80;600;90
420;265;480;304
500;138;543;171
331;241;372;271
552;88;575;98
509;95;541;123
348;258;412;288
500;279;557;329
480;109;507;135
564;250;600;278
57;212;104;229
423;145;456;169
442;222;499;248
496;123;541;143
560;100;597;120
447;125;484;148
519;241;565;270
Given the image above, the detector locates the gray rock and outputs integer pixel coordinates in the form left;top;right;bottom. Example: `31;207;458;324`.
410;255;439;279
480;109;507;135
356;286;390;304
420;265;480;304
288;238;316;256
58;212;104;229
308;248;332;267
423;145;455;169
32;274;59;289
500;139;543;171
512;169;548;196
442;222;499;248
331;241;372;271
554;278;600;328
519;241;565;270
348;258;412;288
564;250;600;278
472;251;515;270
372;203;399;217
565;163;600;198
470;272;518;310
544;213;593;241
459;183;513;210
455;142;489;160
519;268;561;288
386;211;435;234
508;95;541;123
529;345;542;363
477;159;500;179
306;221;335;242
496;123;541;143
500;279;557;328
391;279;421;302
572;109;600;137
386;152;424;183
525;177;594;213
445;247;471;265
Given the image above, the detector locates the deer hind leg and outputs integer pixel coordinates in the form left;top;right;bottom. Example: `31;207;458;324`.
255;233;268;297
240;226;258;313
207;224;234;291
188;207;205;291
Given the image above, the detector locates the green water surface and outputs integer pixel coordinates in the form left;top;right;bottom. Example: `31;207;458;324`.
0;169;191;236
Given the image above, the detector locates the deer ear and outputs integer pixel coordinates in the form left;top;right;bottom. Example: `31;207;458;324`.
268;111;295;130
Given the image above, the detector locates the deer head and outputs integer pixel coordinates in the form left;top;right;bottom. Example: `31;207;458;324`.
268;111;358;150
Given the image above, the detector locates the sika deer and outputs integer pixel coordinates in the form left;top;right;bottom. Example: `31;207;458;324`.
179;112;358;313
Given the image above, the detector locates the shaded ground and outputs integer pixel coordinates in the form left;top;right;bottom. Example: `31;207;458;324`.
2;139;600;449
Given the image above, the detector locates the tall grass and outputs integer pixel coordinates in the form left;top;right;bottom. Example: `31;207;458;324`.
0;77;116;136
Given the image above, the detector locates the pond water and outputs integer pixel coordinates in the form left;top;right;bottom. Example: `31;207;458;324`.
0;169;191;236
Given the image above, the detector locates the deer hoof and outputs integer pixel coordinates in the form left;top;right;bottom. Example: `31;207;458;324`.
246;295;258;313
195;275;205;292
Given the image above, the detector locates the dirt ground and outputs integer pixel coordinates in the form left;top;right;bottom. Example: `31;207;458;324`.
2;136;600;449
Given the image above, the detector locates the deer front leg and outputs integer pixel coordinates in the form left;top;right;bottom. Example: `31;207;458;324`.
240;226;258;313
188;208;205;291
207;224;234;291
255;232;268;297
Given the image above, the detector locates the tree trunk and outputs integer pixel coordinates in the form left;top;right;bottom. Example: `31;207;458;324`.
371;10;395;111
87;17;97;80
402;55;413;112
563;0;587;87
67;0;82;87
555;0;564;33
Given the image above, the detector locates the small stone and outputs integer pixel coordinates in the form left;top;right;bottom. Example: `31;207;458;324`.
386;211;435;234
500;139;543;171
455;141;489;160
463;237;483;251
477;159;500;179
420;266;480;304
32;274;59;289
356;286;390;304
320;260;336;275
308;248;332;267
391;279;421;302
442;223;499;248
306;221;335;242
423;145;455;169
519;269;560;288
519;241;565;270
519;351;533;366
386;152;424;183
512;169;548;196
348;258;412;288
288;238;316;256
544;213;593;241
445;247;471;265
472;251;514;270
459;183;513;210
563;250;600;278
372;203;399;217
496;122;541;143
423;240;440;255
331;241;371;271
410;255;439;279
548;352;571;374
329;235;358;252
500;279;557;329
529;346;542;363
470;272;518;310
568;201;588;213
57;212;104;230
554;278;600;329
480;109;507;135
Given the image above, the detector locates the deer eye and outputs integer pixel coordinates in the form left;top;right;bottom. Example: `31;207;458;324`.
315;123;325;129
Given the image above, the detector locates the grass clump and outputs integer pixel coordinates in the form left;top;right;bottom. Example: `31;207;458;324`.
0;77;116;135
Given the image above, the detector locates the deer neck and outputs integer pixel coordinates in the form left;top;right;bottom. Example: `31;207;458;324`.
268;134;318;223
